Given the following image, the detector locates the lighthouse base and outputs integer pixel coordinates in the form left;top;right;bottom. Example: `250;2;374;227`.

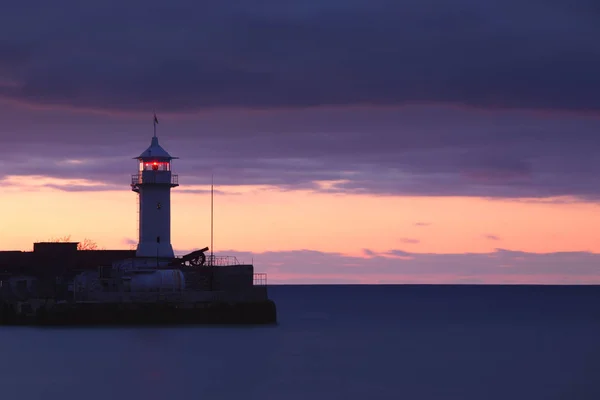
136;242;175;259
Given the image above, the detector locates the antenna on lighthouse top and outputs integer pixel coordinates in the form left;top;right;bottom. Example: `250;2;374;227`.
210;173;214;265
153;111;158;138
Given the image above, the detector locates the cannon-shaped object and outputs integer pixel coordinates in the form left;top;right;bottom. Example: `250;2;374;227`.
173;247;209;267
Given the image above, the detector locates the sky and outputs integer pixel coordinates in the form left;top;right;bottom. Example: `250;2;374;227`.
1;0;600;283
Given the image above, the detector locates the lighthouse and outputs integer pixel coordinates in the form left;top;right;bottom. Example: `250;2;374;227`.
131;116;179;259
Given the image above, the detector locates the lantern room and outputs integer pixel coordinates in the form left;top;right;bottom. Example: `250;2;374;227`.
139;160;171;172
131;136;179;190
133;137;178;170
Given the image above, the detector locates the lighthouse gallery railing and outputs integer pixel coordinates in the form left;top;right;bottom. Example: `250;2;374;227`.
131;174;178;185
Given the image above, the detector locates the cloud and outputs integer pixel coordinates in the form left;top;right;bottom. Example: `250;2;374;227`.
42;183;123;192
1;103;600;200
121;237;137;246
484;234;501;241
173;248;600;284
0;1;599;112
400;238;420;244
414;222;431;227
385;249;413;258
362;249;377;257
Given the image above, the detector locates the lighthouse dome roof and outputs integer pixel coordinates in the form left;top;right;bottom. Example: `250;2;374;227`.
135;137;178;160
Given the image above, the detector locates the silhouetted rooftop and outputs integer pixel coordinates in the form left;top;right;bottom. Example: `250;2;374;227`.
0;243;135;279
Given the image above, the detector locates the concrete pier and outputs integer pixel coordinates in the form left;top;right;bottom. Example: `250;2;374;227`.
0;298;277;326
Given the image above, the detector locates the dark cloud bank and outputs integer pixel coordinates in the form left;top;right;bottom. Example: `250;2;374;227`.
2;106;599;200
0;1;599;200
0;0;599;112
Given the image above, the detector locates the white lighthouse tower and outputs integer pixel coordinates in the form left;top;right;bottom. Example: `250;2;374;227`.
131;116;179;259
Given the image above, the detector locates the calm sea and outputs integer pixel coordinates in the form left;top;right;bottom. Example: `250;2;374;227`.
1;284;599;400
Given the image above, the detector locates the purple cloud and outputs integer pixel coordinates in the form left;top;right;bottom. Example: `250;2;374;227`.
1;105;600;200
121;237;137;246
362;249;377;257
172;248;600;284
385;250;413;258
0;1;599;112
484;234;501;241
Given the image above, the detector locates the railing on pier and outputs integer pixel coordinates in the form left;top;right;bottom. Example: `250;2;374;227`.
204;255;242;267
131;174;178;186
253;273;267;286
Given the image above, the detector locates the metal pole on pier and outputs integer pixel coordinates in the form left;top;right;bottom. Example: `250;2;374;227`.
210;173;214;266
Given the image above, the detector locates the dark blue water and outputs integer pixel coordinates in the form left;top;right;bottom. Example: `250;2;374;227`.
1;285;599;400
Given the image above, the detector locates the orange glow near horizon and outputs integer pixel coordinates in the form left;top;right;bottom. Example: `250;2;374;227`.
1;176;599;256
